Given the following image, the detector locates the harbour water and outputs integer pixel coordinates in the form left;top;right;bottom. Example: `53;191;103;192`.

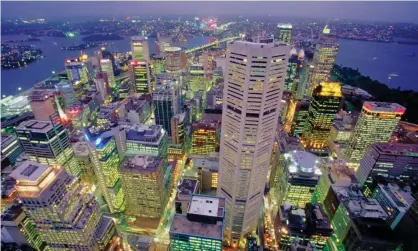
1;35;418;96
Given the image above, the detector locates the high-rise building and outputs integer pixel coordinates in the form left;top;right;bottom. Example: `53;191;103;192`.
372;183;415;230
344;102;405;170
65;60;89;83
55;82;76;109
119;155;171;218
356;143;418;194
1;133;24;167
189;63;207;97
323;185;399;251
191;120;220;155
284;50;304;91
278;151;321;208
328;116;353;157
151;54;166;74
277;23;293;44
164;47;182;73
29;90;56;121
153;82;181;136
125;95;152;124
171;112;187;145
72;142;97;188
9;161;117;250
302;81;342;149
130;59;153;94
156;32;172;56
124;123;168;158
307;26;339;96
15;120;80;176
170;195;225;251
288;98;310;138
1;204;47;250
217;40;290;244
274;203;332;250
131;36;150;61
85;125;126;213
95;78;109;103
100;59;116;88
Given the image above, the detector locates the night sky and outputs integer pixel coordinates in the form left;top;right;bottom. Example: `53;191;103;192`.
2;1;418;23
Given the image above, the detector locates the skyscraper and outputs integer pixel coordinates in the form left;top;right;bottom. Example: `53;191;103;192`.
217;40;289;244
55;82;76;109
29;90;56;121
9;161;115;250
100;59;116;88
307;26;339;96
277;23;293;44
130;59;153;94
164;47;182;73
153;82;181;136
302;81;342;149
131;36;150;61
191;120;220;155
65;60;89;83
15;120;80;177
344;102;405;169
189;63;207;96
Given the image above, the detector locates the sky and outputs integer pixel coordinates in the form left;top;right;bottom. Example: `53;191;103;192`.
1;1;418;23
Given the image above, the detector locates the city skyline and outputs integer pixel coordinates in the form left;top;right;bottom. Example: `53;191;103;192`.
2;1;418;23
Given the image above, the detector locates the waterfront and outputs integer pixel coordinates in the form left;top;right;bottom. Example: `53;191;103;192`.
1;35;418;96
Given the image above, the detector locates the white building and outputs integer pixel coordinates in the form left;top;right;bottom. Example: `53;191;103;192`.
217;39;290;244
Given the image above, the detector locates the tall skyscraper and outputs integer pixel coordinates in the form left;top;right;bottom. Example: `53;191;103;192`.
15;120;80;177
29;90;56;121
131;36;150;61
65;60;89;83
153;82;181;136
302;81;342;149
344;102;405;169
10;161;117;250
55;82;76;109
130;59;153;94
119;155;171;218
84;125;126;213
277;23;293;44
356;143;418;194
100;59;116;88
164;47;182;73
217;40;289;244
307;26;339;96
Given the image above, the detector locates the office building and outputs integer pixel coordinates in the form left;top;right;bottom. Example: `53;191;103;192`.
165;47;182;73
95;78;109;103
29;90;56;121
206;84;223;107
393;193;418;251
156;32;172;55
1;133;24;167
1;204;47;250
65;60;89;83
329;117;353;157
100;48;116;72
275;203;332;250
153;82;181;136
185;154;220;193
278;151;321;208
191;120;220;155
97;102;126;126
289;98;310;138
85;125;126;213
308;26;339;96
277;23;293;44
344;102;405;169
323;185;399;251
217;40;290;244
65;104;88;130
100;59;116;88
125;95;152;124
130;59;153;94
9;161;112;250
151;54;165;74
302;81;342;149
175;178;199;214
15;120;80;176
170;195;225;251
171;112;187;145
372;183;415;229
356;143;418;194
124;123;168;159
119;155;171;218
189;63;207;96
72;142;96;188
55;82;76;108
285;50;304;91
131;36;150;61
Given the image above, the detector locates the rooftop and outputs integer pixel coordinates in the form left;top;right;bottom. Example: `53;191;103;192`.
72;142;90;157
285;151;321;177
192;120;220;131
279;203;307;232
363;101;405;114
305;203;333;235
188;195;224;218
192;157;219;171
124;123;164;143
131;36;147;41
120;155;162;172
15;120;54;133
229;40;288;49
9;161;51;183
377;184;415;209
315;81;342;97
170;214;223;239
372;142;418;157
177;178;198;196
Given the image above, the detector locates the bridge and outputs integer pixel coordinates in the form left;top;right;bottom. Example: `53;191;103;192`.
184;35;244;54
